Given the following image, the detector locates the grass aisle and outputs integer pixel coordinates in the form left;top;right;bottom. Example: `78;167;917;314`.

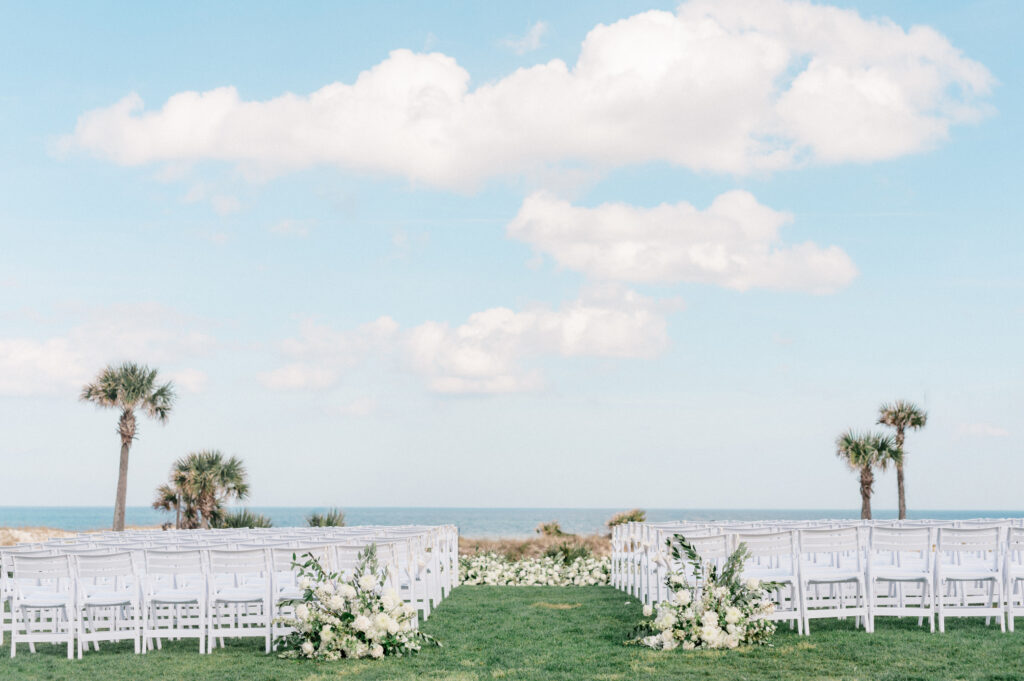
2;586;1022;681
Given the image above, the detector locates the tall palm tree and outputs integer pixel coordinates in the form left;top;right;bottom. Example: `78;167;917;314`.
835;430;902;520
161;450;249;529
878;400;928;520
80;362;175;531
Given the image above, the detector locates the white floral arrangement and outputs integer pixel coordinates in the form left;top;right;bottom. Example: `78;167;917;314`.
275;545;440;660
459;552;610;586
629;534;777;650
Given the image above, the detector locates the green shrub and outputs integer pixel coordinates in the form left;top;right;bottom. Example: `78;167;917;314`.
307;507;346;527
535;520;566;537
215;508;273;528
607;508;646;527
543;542;593;564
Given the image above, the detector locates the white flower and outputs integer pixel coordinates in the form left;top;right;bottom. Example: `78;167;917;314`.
321;625;334;642
744;577;761;591
352;615;372;632
642;604;653;617
674;589;692;606
725;606;742;625
339;583;357;599
653;611;677;631
294;604;309;621
297;576;313;590
358;573;379;591
300;641;315;656
370;643;384;659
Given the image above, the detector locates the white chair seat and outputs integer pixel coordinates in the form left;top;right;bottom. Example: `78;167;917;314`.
212;586;266;602
870;567;930;580
940;566;1000;580
81;590;135;606
16;592;72;608
803;568;863;581
149;588;202;603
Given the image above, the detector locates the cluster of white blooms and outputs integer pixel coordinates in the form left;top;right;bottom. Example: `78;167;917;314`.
633;537;776;651
276;546;438;660
459;553;610;586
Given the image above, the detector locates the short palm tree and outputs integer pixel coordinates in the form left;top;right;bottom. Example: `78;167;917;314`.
878;400;928;520
166;450;250;529
80;362;175;531
306;508;346;527
835;430;902;520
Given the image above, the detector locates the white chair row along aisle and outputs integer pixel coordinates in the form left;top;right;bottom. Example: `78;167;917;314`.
612;518;1024;634
0;524;458;659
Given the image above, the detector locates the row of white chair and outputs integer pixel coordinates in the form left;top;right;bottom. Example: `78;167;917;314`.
1;525;458;659
614;520;1024;635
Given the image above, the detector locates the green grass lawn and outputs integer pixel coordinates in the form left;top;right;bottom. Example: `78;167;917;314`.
2;586;1022;681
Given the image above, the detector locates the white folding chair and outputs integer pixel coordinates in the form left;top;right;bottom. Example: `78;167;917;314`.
936;527;1004;632
866;527;935;632
734;530;803;634
9;554;75;658
798;527;869;634
74;551;142;657
142;550;208;653
206;549;272;653
270;545;331;642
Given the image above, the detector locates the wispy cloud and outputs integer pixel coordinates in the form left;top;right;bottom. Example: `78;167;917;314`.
501;21;548;54
270;219;311;237
957;422;1010;438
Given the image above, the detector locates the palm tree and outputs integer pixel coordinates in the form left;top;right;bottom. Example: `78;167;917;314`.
835;430;902;520
878;400;928;520
163;450;249;529
216;508;273;529
80;362;176;531
307;508;346;527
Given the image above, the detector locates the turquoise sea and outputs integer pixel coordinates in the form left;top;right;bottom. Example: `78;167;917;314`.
2;507;1023;537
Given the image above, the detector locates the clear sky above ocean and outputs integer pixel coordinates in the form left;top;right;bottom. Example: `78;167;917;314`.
0;1;1020;510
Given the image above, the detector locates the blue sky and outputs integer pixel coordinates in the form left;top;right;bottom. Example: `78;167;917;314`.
0;0;1020;511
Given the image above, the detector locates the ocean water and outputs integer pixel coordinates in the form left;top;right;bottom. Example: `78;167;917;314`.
2;507;1024;537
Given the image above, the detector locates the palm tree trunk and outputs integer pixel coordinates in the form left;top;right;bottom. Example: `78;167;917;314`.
895;428;907;520
860;467;873;520
113;409;135;531
896;462;906;520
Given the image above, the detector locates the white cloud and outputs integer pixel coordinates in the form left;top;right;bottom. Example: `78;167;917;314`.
0;304;216;397
262;287;668;394
270;219;310;237
61;0;992;190
508;190;857;293
167;368;208;393
502;21;548;55
957;422;1009;438
258;317;399;391
338;396;379;417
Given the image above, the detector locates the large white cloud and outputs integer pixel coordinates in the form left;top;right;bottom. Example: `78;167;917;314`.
261;287;668;394
61;0;992;189
0;304;215;397
508;190;857;293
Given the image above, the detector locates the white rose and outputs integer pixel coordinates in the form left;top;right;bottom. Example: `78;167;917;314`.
370;643;384;659
328;595;345;610
294;604;309;621
674;589;691;606
300;641;315;656
321;625;334;642
358;574;379;591
744;577;761;591
339;584;357;599
725;606;742;624
642;604;653;617
352;615;371;632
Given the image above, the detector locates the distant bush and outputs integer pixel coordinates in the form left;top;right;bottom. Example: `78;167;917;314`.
607;509;646;527
307;508;346;527
543;542;593;564
535;520;566;537
215;508;273;528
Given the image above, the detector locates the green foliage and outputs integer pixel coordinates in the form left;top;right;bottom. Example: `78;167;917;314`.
607;509;646;527
878;400;928;436
306;507;346;527
835;429;901;471
543;542;593;564
80;362;176;423
214;508;273;528
535;520;566;537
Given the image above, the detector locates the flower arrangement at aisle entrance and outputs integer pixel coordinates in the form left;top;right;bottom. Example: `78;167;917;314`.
274;544;440;660
629;534;778;650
